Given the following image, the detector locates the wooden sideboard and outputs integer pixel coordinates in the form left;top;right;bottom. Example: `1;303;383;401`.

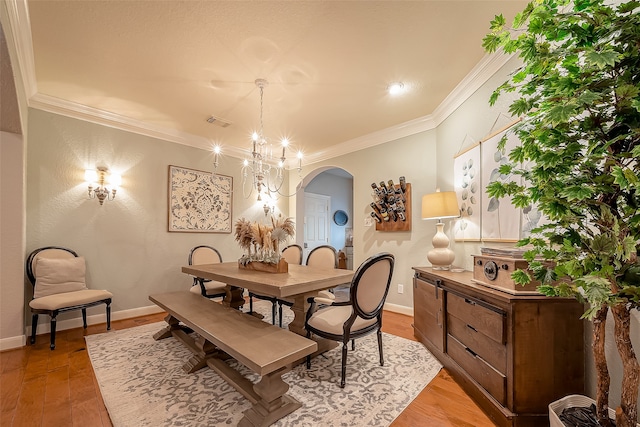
412;267;585;427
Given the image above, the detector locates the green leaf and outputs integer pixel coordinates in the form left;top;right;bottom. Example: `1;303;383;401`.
548;103;578;124
585;49;619;69
559;185;594;201
511;269;531;285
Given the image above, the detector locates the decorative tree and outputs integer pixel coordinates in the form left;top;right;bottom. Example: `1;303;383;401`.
483;1;640;426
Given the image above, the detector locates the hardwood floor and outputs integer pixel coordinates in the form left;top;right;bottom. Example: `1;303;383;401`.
0;310;496;427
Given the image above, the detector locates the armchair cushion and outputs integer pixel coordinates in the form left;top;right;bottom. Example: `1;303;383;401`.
34;256;88;298
29;289;113;310
307;305;377;335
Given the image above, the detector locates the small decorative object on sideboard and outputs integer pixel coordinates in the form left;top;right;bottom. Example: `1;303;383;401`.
370;177;411;231
472;247;541;294
234;215;295;273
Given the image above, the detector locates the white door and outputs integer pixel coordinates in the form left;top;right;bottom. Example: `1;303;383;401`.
303;193;330;261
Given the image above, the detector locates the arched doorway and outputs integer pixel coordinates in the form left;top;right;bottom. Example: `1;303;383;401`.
295;166;353;264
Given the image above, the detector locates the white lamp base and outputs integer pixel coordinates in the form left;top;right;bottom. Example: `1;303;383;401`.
427;222;455;270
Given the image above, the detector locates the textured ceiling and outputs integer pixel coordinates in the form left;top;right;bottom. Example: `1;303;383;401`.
25;0;526;163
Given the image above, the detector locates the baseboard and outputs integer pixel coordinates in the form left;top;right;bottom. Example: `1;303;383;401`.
0;335;27;351
384;302;413;317
16;304;166;350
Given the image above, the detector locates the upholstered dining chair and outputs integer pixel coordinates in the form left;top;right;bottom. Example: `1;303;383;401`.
276;244;339;327
188;245;228;299
248;244;303;326
304;252;395;388
26;246;113;350
306;244;340;301
281;244;303;265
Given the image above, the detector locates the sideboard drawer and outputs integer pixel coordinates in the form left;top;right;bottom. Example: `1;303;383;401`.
448;334;507;406
447;292;505;344
447;313;507;375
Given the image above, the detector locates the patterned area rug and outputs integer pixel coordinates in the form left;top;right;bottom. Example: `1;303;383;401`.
86;301;442;427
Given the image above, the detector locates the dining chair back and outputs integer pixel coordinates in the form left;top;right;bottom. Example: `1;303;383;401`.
305;245;338;269
304;252;395;387
188;245;227;299
281;244;303;265
26;246;113;350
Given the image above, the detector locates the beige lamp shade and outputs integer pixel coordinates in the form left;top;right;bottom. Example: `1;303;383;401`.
421;191;459;270
421;191;459;220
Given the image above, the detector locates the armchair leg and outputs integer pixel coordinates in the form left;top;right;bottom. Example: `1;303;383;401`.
50;315;57;350
377;328;384;366
106;302;112;330
340;341;348;388
30;314;38;344
306;331;312;369
82;308;87;328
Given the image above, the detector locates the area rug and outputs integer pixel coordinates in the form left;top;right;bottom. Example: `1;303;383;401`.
85;301;442;427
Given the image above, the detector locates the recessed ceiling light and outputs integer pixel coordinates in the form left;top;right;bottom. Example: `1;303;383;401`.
388;82;405;96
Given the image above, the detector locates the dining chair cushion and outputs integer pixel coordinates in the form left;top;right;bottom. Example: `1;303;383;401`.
33;256;88;298
29;289;114;311
190;280;227;294
306;305;378;335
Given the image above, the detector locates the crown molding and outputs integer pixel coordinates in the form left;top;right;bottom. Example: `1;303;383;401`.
304;50;514;165
9;0;513;165
29;93;249;158
2;0;37;99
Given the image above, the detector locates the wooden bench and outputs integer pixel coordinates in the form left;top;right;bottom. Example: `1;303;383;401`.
149;291;317;427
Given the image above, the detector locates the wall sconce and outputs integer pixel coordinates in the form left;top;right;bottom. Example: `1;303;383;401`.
85;167;121;205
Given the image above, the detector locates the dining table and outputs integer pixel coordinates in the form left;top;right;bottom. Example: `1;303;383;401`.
182;262;354;353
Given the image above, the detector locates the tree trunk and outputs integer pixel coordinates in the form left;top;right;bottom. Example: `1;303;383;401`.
594;306;614;426
611;303;640;427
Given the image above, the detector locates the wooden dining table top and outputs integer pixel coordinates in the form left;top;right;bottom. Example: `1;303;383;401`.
182;262;354;299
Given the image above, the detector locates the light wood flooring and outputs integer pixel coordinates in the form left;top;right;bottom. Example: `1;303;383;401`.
0;309;496;427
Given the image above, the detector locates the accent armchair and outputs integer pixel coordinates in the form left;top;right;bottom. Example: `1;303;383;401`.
26;246;113;350
304;252;395;387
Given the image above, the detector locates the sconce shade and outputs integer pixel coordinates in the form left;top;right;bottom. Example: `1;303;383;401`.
421;191;459;270
85;167;119;206
84;169;98;184
421;191;459;220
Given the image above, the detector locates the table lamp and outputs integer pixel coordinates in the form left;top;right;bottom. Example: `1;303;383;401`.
421;191;460;270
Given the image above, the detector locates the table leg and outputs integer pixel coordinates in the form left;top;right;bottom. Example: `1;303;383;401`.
222;285;245;309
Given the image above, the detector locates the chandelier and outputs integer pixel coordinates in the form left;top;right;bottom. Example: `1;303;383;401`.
240;79;302;203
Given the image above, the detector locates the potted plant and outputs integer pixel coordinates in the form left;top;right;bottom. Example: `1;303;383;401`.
482;1;639;426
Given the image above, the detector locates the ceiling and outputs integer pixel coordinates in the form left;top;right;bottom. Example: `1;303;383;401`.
15;1;526;164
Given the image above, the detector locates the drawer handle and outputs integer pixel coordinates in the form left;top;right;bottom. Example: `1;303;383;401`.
464;298;476;306
467;324;477;333
465;347;478;358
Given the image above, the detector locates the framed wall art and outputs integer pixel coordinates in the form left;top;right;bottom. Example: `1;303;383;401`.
454;117;538;243
453;143;481;241
168;165;233;233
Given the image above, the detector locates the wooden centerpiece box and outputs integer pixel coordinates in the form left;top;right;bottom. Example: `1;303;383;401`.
472;247;541;295
238;258;288;273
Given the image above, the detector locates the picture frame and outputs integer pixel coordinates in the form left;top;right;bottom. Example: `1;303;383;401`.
168;165;233;233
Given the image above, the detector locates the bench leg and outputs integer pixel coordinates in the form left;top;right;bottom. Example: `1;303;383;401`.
181;334;218;374
239;366;302;427
153;314;180;340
